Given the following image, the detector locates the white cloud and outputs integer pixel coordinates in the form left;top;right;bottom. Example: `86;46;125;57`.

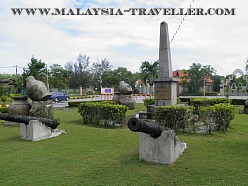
0;0;247;76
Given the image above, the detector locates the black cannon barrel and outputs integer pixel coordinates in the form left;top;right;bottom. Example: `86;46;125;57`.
128;117;164;138
0;113;59;129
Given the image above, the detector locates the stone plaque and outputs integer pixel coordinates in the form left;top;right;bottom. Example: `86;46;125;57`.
154;87;171;100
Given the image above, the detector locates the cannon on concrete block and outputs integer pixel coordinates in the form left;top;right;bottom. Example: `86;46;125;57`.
0;113;59;129
128;117;165;138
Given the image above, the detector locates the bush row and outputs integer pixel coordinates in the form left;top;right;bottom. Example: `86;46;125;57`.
78;102;127;127
69;100;114;108
0;107;8;113
144;98;235;133
70;95;97;99
190;98;231;114
179;92;219;96
143;98;155;108
199;103;235;132
179;98;246;106
154;105;193;131
153;103;234;133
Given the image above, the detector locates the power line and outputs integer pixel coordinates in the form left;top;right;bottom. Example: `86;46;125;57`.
170;0;195;44
0;66;24;68
0;66;24;75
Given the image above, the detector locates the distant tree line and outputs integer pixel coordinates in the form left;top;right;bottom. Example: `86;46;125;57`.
0;53;236;96
20;54;141;93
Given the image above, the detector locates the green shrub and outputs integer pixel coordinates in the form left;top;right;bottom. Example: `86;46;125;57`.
231;99;246;105
143;98;155;108
1;95;8;103
190;98;232;114
179;98;190;103
205;92;219;96
0;106;8;113
199;103;234;132
78;102;128;127
9;94;21;98
208;98;231;105
190;98;208;114
154;105;193;131
68;102;82;108
69;100;114;108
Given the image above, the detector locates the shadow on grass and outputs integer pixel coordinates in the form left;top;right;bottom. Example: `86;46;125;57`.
223;140;248;158
65;118;127;131
1;135;23;142
119;152;140;164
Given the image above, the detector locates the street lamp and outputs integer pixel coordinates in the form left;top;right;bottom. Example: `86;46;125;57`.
54;71;61;90
37;73;49;91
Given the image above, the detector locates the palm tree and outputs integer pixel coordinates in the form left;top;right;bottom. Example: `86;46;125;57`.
140;61;159;96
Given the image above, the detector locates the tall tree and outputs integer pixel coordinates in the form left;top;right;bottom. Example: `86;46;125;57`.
101;67;139;92
187;63;204;94
212;75;223;92
64;53;91;89
22;56;47;85
140;61;159;95
0;74;23;96
180;69;189;93
49;64;69;90
187;63;216;94
91;58;113;88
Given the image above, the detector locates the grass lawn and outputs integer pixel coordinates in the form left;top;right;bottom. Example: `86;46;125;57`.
0;104;248;185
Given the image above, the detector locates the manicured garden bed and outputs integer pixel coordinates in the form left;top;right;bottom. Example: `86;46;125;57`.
0;104;247;185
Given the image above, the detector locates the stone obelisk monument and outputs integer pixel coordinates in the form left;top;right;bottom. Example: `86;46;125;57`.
153;22;179;106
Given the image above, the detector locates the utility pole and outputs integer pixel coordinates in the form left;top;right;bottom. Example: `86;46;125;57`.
15;65;17;75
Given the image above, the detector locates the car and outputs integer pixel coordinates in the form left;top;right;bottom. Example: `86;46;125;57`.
49;92;70;102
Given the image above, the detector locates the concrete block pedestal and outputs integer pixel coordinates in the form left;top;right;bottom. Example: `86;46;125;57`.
139;130;186;164
20;120;64;141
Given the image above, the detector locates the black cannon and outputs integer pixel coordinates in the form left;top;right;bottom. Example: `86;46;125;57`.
0;113;59;129
128;117;165;138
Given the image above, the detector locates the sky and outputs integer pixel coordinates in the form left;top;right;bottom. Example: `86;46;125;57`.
0;0;248;76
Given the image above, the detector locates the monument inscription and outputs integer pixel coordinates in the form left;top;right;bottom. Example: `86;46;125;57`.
154;87;170;100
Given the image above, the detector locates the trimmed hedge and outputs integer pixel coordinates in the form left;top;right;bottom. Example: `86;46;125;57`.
190;98;208;114
69;100;114;108
78;102;127;127
180;97;246;106
70;95;97;99
179;92;219;96
0;107;8;113
152;98;235;133
154;105;193;130
143;98;155;108
231;99;246;105
199;103;234;132
190;98;231;114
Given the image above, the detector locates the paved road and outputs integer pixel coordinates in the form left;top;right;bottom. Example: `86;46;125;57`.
53;95;147;108
52;101;69;108
69;95;147;103
53;95;247;108
179;95;247;100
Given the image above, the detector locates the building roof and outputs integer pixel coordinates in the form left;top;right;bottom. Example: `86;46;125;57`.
173;70;213;84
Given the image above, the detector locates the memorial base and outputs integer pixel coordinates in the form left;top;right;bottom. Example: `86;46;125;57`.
139;130;186;164
20;120;64;141
153;78;178;106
